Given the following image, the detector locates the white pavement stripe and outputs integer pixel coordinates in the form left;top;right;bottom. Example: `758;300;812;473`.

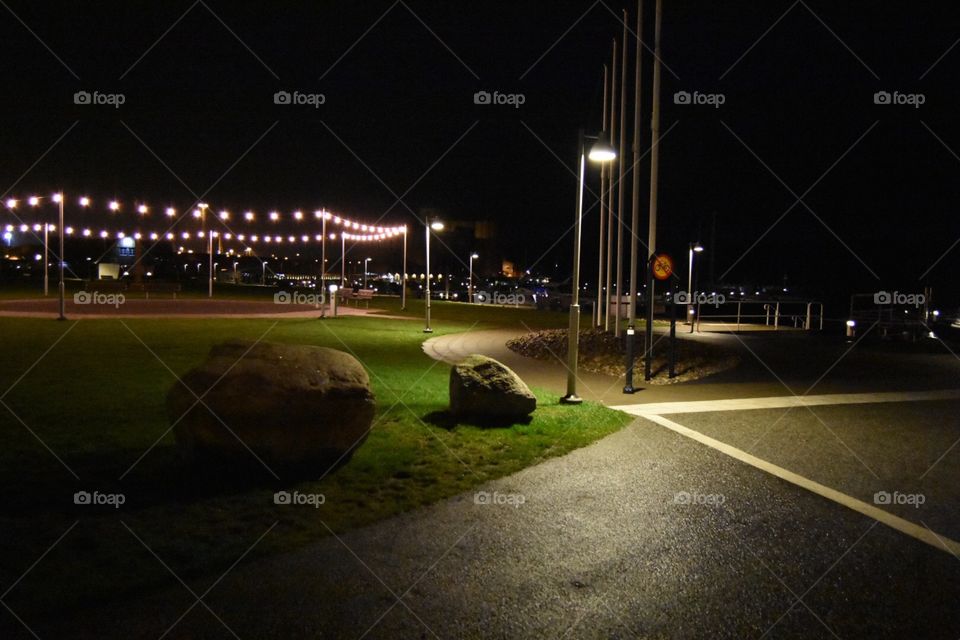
641;412;960;557
613;389;960;416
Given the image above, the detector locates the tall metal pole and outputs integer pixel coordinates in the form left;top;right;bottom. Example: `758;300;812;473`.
208;232;214;297
604;39;618;332
424;221;432;333
57;195;65;320
341;234;346;287
469;254;474;304
562;130;586;404
401;228;407;310
644;0;663;381
688;245;695;332
614;12;628;338
624;0;643;393
596;64;609;328
321;214;327;317
43;220;49;296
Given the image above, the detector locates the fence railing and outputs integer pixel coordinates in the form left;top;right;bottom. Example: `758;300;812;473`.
687;299;824;333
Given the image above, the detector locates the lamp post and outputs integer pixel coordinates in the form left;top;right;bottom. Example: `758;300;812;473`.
468;252;478;303
401;226;408;310
341;234;346;287
27;197;49;296
424;218;443;333
363;257;372;289
262;259;268;285
562;130;617;404
198;203;212;298
57;193;65;320
687;241;704;332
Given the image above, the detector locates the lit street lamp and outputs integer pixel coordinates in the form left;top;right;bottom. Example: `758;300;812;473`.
364;257;372;289
562;130;616;404
424;218;443;333
55;193;65;320
198;203;212;298
687;241;704;332
468;252;479;303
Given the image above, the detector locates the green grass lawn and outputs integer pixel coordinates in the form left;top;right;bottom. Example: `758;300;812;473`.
0;302;632;618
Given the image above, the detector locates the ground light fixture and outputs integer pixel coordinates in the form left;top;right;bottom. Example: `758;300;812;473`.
562;130;616;404
424;219;443;332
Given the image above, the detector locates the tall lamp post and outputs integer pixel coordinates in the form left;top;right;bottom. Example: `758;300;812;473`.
198;203;212;298
424;218;443;333
53;193;65;320
468;252;478;303
562;130;617;404
401;226;408;310
687;241;703;331
363;257;372;289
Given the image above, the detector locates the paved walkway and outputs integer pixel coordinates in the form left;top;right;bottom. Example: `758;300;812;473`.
59;417;960;639
34;327;960;639
0;298;410;320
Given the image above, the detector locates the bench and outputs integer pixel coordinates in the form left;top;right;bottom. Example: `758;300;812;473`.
84;280;182;299
339;288;375;308
142;282;181;299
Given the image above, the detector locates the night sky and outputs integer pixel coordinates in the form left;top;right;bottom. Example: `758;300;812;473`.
2;1;959;309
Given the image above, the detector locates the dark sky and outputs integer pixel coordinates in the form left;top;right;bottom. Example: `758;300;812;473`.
1;1;959;308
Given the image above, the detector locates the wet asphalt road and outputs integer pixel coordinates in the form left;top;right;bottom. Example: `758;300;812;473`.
30;414;960;640
7;330;960;639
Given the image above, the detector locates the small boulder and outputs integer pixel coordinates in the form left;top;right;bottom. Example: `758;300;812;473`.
168;340;375;475
449;354;536;420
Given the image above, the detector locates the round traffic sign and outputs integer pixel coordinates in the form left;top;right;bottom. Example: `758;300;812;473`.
652;253;673;281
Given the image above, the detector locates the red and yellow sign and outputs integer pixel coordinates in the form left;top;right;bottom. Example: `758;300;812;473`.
652;253;673;281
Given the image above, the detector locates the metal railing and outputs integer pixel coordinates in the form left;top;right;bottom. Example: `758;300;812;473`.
689;299;824;333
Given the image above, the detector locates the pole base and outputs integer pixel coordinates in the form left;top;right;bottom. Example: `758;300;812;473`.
560;394;583;405
622;385;639;394
423;328;433;333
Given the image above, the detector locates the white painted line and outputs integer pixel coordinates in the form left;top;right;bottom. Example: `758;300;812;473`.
642;412;960;557
613;389;960;416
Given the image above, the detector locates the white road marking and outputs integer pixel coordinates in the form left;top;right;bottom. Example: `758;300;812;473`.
613;389;960;416
641;412;960;557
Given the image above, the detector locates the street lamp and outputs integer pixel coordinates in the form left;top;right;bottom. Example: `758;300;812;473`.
424;219;443;333
468;252;479;303
262;259;268;285
198;203;212;297
562;130;616;404
364;257;372;289
687;241;704;331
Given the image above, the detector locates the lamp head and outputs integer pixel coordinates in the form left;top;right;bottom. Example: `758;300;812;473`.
588;132;617;162
430;220;444;231
471;253;479;259
692;242;704;253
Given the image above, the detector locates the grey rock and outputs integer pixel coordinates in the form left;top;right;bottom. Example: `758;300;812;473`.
167;340;375;474
449;354;536;420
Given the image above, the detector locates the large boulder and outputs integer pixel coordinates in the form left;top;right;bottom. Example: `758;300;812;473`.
449;354;536;421
168;340;375;474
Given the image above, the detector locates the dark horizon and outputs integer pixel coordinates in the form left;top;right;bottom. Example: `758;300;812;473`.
2;1;959;310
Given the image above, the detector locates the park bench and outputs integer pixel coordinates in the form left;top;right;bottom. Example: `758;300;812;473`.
339;288;375;308
84;280;182;299
142;282;181;299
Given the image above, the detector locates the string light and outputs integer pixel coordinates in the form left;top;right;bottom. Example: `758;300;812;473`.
2;194;410;247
